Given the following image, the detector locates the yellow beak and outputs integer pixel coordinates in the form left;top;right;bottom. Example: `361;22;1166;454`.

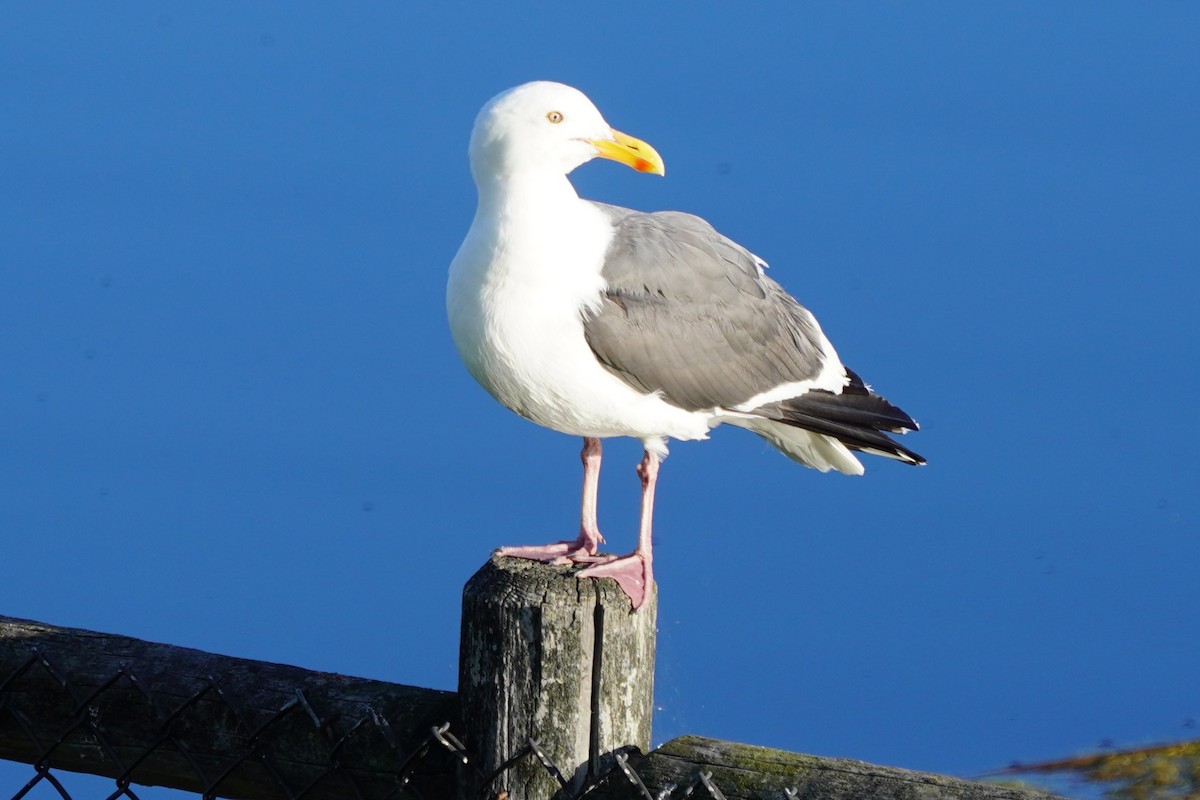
588;129;666;176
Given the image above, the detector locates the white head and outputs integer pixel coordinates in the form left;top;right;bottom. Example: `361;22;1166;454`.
468;81;664;184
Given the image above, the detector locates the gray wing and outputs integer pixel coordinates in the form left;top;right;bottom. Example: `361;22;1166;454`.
583;202;832;412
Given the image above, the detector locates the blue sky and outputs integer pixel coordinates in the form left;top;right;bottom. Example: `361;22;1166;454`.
3;3;1198;796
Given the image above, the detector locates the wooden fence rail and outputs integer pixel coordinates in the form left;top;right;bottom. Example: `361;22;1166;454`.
1;556;1062;800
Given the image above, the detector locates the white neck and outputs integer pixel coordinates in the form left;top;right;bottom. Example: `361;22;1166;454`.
474;168;582;218
459;163;611;306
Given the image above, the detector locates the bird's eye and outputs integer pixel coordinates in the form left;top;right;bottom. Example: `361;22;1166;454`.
546;111;564;124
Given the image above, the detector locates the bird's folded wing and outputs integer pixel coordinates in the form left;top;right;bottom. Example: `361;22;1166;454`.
583;203;836;412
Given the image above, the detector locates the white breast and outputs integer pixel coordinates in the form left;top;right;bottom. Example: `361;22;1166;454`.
447;192;712;451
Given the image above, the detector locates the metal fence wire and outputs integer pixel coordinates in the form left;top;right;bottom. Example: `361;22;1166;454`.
0;645;758;800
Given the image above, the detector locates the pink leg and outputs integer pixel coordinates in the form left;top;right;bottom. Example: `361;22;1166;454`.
578;436;604;550
576;449;659;610
496;437;611;565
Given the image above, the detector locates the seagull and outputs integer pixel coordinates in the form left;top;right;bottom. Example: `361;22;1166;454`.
447;81;923;610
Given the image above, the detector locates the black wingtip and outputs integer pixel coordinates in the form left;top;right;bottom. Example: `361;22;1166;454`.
859;438;931;470
756;367;925;466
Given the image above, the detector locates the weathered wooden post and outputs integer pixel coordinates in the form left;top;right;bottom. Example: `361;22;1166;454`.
458;555;657;800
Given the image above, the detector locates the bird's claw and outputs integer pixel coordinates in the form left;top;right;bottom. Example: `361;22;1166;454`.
495;536;603;565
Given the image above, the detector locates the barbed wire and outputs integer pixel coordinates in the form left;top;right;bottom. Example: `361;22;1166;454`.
0;645;788;800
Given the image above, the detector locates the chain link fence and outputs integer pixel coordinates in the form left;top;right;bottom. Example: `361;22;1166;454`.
3;612;1065;800
0;641;753;800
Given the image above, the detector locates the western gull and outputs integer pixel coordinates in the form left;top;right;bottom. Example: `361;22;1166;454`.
447;81;924;610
